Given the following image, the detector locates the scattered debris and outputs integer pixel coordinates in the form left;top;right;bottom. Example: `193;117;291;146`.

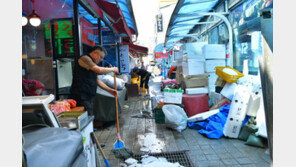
121;155;184;167
138;133;165;153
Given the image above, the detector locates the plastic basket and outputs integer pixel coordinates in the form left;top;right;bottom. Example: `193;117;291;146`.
215;66;244;83
131;77;141;84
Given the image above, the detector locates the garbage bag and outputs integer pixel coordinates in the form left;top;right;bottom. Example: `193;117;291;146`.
99;75;125;90
245;134;266;148
162;105;188;132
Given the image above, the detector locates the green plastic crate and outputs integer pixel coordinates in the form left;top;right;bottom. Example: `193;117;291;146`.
154;108;165;124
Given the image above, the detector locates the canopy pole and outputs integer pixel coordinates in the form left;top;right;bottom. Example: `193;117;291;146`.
166;12;233;67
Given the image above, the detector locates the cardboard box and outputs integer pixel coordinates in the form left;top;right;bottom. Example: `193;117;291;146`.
175;66;183;84
182;60;205;75
185;87;209;95
183;74;209;88
202;44;226;59
205;59;226;73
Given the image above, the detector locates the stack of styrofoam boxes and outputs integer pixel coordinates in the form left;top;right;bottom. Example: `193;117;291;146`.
182;42;207;76
182;42;209;95
202;44;226;92
223;85;251;138
173;50;183;67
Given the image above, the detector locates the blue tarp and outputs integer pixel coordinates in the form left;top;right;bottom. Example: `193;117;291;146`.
188;105;250;139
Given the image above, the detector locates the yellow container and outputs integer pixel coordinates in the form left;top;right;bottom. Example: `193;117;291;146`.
215;66;244;83
131;77;141;84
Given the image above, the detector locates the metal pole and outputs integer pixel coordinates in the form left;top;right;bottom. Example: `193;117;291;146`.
50;20;60;100
98;18;102;45
73;0;82;61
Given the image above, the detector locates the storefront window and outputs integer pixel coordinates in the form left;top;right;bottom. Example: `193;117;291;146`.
229;0;272;75
22;0;74;96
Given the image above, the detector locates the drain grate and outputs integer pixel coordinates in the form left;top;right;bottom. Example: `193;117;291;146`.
133;150;195;167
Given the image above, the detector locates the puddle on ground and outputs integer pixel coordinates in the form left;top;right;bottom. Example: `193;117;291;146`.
124;156;183;167
137;133;165;153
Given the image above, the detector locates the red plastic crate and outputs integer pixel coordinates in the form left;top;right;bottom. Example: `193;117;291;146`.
182;94;210;117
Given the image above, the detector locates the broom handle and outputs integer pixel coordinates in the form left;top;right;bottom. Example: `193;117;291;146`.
114;72;120;137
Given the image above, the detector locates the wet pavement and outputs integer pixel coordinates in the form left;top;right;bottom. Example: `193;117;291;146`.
94;77;271;167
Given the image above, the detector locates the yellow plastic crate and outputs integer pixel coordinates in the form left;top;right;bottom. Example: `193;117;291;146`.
131;77;141;84
215;66;244;83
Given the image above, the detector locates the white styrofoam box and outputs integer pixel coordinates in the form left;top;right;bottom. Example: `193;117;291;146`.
205;59;226;73
208;72;218;92
185;87;209;95
182;60;205;75
188;109;219;122
174;50;183;60
223;85;251;138
202;44;226;59
184;42;207;59
209;92;223;105
164;91;183;104
255;96;267;138
209;85;215;93
221;82;237;100
223;119;244;138
246;91;262;117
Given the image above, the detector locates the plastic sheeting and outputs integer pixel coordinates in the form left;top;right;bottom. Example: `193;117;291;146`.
94;86;127;122
188;105;230;139
23;126;86;167
188;104;250;139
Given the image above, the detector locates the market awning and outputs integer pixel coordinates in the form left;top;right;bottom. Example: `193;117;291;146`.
95;0;133;40
165;0;220;47
99;0;138;35
122;41;148;55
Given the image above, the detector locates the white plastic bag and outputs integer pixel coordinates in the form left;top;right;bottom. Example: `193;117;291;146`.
162;105;188;132
99;75;125;90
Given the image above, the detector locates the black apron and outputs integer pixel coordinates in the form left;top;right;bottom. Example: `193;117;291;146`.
70;54;97;100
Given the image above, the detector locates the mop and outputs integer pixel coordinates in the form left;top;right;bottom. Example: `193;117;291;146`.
112;72;133;159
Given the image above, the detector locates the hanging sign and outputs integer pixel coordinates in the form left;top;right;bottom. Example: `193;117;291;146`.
156;14;163;32
44;19;74;58
155;52;168;59
119;45;130;73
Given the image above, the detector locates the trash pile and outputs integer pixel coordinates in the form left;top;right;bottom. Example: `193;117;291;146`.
120;156;183;167
151;59;268;148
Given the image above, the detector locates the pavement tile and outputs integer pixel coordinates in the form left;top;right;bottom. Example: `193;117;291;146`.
221;158;239;166
254;162;271;167
236;157;253;165
190;154;207;161
241;164;256;167
217;153;233;159
205;154;220;160
196;160;225;167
